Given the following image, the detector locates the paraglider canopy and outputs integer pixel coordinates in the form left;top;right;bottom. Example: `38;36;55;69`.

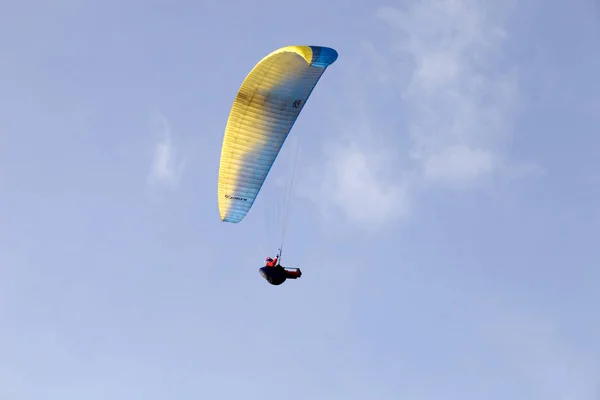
217;45;338;223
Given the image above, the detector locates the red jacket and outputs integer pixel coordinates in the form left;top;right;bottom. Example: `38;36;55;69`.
265;257;278;267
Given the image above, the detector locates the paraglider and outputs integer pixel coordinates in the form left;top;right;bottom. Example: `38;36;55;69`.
258;253;302;286
217;45;338;285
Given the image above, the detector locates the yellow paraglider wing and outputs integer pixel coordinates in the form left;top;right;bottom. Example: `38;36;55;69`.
217;45;338;223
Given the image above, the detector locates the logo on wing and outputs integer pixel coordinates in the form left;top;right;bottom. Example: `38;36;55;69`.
225;194;248;201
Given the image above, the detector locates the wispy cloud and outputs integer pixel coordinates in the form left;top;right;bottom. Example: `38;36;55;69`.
298;81;411;231
305;140;411;231
377;0;528;187
147;114;185;188
305;0;541;229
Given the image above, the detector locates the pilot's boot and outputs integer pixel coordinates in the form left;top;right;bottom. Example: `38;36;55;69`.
286;268;302;279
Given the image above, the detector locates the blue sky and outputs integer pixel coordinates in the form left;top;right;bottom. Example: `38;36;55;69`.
1;0;599;399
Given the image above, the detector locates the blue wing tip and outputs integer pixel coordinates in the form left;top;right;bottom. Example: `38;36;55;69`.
309;46;338;67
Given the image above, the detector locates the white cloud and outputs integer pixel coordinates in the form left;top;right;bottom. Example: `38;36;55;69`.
423;145;496;186
304;0;543;230
319;141;410;230
377;0;523;186
299;136;410;232
147;114;185;188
